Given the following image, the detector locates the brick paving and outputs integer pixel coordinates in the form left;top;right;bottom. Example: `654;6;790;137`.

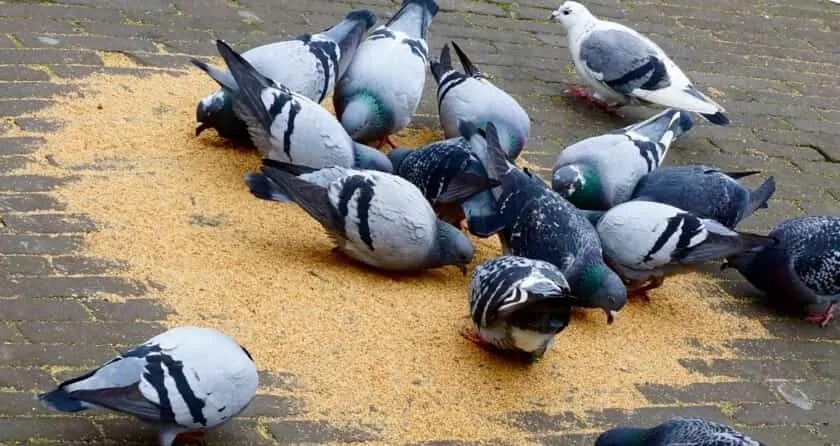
0;0;838;444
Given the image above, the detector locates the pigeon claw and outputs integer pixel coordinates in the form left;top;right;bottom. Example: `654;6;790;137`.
805;304;836;328
564;85;622;115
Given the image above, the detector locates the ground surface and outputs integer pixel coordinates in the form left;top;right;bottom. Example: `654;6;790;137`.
0;0;838;445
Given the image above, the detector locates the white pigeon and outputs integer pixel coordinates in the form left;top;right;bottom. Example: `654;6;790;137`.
194;40;392;172
335;0;439;147
430;42;531;160
245;159;476;273
39;327;258;446
594;201;775;294
550;1;730;125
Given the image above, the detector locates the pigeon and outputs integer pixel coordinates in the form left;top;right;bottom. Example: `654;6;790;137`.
594;200;776;294
550;2;730;125
430;42;531;160
596;417;767;446
335;0;439;147
726;216;840;327
632;165;776;229
470;123;627;323
194;10;376;141
551;108;693;210
39;327;258;446
194;40;392;172
466;256;575;360
244;159;476;273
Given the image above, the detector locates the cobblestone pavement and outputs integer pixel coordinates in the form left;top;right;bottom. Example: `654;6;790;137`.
0;0;839;444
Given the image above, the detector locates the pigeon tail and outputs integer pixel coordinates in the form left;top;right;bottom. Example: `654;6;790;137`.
723;170;762;179
482;123;512;182
430;44;452;83
343;9;377;29
702;111;731;126
626;108;693;144
325;10;377;77
244;172;292;202
387;0;439;38
191;59;238;93
680;231;776;264
746;176;776;216
259;164;341;232
451;41;481;77
214;40;278;133
39;388;88;412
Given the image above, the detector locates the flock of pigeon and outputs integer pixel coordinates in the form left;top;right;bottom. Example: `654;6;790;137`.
34;1;838;445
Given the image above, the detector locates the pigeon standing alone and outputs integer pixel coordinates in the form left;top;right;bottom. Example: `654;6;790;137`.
467;256;575;360
430;42;531;160
194;40;392;172
245;159;477;273
552;108;693;210
632;166;776;229
335;0;439;147
726;216;840;327
550;1;730;125
594;201;776;294
596;417;767;446
194;10;376;141
39;327;258;446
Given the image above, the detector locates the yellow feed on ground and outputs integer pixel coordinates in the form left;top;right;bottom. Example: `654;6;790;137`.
8;72;769;443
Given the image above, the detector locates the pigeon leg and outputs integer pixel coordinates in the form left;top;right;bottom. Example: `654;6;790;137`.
378;136;397;149
805;304;836;328
564;85;622;115
174;431;206;446
632;276;665;301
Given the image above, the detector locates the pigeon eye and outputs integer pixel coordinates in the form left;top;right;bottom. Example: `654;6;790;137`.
563;9;570;15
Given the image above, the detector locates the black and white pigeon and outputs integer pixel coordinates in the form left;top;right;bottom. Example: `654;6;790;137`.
594;201;776;294
194;40;392;172
335;0;439;147
244;159;476;273
470;123;627;323
726;216;840;327
550;2;730;125
551;108;693;210
194;10;376;141
596;417;767;446
39;327;258;446
430;42;531;160
632;165;776;229
466;256;575;361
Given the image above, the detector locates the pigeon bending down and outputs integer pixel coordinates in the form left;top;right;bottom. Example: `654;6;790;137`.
550;2;730;125
726;216;840;327
470;123;627;323
596;417;767;446
430;42;531;160
335;0;439;147
552;108;693;210
194;10;376;141
245;159;476;273
633;166;776;229
467;256;575;361
39;327;258;446
194;40;392;172
594;200;776;294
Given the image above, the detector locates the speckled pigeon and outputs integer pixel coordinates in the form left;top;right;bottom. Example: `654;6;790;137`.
466;256;575;360
632;165;776;229
430;42;531;160
726;216;840;327
194;10;376;141
596;417;767;446
194;40;392;172
335;0;438;147
550;2;730;125
471;123;627;323
245;159;476;273
39;327;258;446
552;108;693;210
594;200;776;294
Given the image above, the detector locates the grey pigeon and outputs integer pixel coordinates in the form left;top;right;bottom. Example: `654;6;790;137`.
595;201;776;294
245;159;476;273
194;40;392;172
470;123;627;323
596;417;767;446
726;216;840;327
335;0;439;147
550;2;730;125
430;42;531;160
39;327;258;446
467;256;574;360
194;10;376;141
632;165;776;229
552;108;693;210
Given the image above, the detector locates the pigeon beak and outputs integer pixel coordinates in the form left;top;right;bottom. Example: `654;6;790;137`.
195;121;211;137
457;264;468;276
606;310;617;325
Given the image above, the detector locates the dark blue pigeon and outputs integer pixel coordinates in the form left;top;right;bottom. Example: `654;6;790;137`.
632;165;776;229
726;216;840;327
596;417;767;446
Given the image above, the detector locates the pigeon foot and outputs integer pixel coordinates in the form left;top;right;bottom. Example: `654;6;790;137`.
379;136;397;149
630;276;665;301
805;304;835;328
564;85;622;114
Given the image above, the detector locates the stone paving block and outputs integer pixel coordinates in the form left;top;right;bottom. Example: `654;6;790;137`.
0;136;46;155
0;99;55;117
761;320;840;341
1;214;96;234
0;322;22;342
0;18;77;34
813;361;840;379
0;298;92;321
86;298;170;321
268;420;378;443
0;366;55;391
0;82;77;99
51;256;126;275
14;117;64;133
0;48;102;65
0;276;145;298
207;419;279;446
742;425;828;446
509;410;586;433
95;416;159;444
0;417;101;442
241;394;303;418
0;175;68;192
733;402;840;425
728;338;839;361
0;343;114;367
0;193;65;212
0;155;30;172
0;255;51;277
678;358;814;380
0;234;83;255
17;321;164;345
258;370;299;391
636;382;778;405
0;391;52;415
14;33;159;53
585;406;732;430
534;433;600;446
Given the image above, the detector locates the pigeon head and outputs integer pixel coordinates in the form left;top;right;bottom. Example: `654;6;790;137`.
552;163;605;210
430;220;474;274
595;427;648;446
576;264;627;324
386;148;414;172
550;1;593;29
195;90;238;137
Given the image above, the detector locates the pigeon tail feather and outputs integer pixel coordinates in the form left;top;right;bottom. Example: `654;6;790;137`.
389;0;439;25
627;108;693;143
191;59;238;93
451;41;480;77
430;44;452;83
244;172;292;202
724;170;762;179
746;176;776;215
39;388;88;412
702;111;731;126
680;231;776;264
259;165;340;232
214;40;276;132
344;9;377;29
